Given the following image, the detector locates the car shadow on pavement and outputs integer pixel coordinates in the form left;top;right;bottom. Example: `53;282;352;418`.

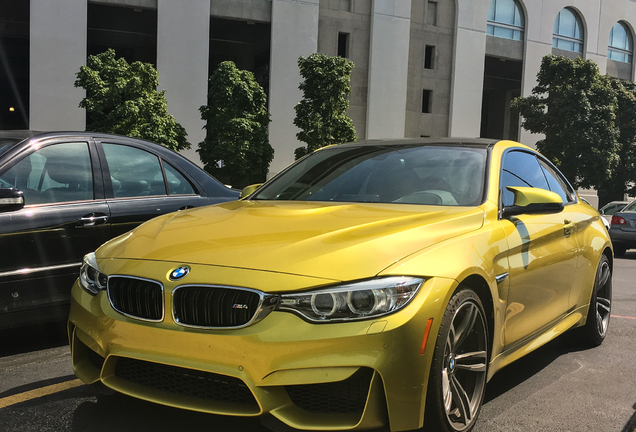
483;332;586;403
0;320;68;358
621;403;636;432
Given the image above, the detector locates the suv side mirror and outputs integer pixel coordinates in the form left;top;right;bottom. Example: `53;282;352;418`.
0;188;25;213
502;186;564;218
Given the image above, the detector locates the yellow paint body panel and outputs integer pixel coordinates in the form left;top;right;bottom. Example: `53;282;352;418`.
69;139;612;431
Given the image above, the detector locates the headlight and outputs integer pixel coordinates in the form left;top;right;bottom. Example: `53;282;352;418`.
277;276;423;322
79;252;108;295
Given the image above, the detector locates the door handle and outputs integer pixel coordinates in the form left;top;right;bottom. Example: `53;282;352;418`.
178;205;195;211
564;219;575;237
78;213;109;227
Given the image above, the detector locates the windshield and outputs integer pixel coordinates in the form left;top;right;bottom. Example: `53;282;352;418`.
253;145;488;206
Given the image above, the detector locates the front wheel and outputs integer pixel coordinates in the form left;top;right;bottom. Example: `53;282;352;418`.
578;254;612;347
425;289;488;432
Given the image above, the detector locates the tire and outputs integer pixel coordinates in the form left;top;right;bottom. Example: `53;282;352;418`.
425;289;488;432
613;244;626;257
579;254;612;347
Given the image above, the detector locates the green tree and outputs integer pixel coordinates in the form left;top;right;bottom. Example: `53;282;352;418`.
198;61;273;189
75;48;189;151
511;55;618;190
294;53;356;159
603;79;636;201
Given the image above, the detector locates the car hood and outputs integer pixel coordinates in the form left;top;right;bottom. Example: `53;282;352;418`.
98;200;485;281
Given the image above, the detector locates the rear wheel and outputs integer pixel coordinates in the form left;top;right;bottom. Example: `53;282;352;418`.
579;254;612;347
425;289;488;432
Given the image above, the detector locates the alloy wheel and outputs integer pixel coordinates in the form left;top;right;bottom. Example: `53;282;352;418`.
441;300;488;431
595;259;611;337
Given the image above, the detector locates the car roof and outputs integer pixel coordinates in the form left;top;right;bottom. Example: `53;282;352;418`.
334;137;500;149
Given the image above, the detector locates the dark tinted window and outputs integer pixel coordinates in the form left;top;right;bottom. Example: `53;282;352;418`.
539;159;576;204
253;145;487;206
164;162;196;195
102;143;167;198
0;142;93;205
501;150;548;206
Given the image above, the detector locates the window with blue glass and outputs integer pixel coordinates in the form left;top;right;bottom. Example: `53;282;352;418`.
553;8;584;53
487;0;525;41
608;22;633;63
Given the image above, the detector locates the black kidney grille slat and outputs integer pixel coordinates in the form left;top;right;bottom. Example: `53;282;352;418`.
114;357;258;407
174;286;261;328
108;276;163;321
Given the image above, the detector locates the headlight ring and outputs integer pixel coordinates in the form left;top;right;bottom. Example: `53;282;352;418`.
79;252;107;295
278;276;424;323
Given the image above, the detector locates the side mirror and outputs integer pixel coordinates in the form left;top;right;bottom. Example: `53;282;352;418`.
239;183;263;199
502;186;564;218
0;188;25;213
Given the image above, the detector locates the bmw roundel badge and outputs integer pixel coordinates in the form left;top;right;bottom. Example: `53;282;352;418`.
169;266;190;281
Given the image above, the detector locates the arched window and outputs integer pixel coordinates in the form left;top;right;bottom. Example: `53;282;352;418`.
487;0;525;41
608;22;633;63
553;8;584;52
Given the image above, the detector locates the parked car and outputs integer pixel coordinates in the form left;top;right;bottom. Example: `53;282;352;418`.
0;131;238;329
608;199;636;256
68;138;612;432
599;200;630;224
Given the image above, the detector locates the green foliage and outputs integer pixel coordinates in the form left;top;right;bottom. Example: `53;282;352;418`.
198;61;273;189
511;55;619;190
605;79;636;199
294;53;356;159
74;49;189;151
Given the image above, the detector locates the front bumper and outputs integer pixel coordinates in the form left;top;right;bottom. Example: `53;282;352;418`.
68;260;455;431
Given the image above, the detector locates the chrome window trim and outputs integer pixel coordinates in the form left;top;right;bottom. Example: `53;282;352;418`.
0;262;81;279
107;275;165;323
106;195;202;202
171;284;279;330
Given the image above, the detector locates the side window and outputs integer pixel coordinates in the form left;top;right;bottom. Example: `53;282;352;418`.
164;162;197;195
500;151;548;207
102;144;167;198
0;142;93;205
539;160;576;204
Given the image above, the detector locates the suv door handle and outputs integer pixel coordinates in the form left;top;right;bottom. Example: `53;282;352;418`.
564;219;575;237
78;213;109;227
178;205;195;211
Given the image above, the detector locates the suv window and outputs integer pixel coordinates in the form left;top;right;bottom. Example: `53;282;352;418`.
102;144;167;198
500;150;548;207
0;142;93;205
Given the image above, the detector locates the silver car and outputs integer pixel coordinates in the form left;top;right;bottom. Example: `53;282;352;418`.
599;200;629;224
608;200;636;256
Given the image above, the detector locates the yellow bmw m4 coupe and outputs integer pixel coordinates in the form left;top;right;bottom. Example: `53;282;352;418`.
68;138;612;432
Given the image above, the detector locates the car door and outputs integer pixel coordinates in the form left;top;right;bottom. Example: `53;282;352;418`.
0;139;110;325
499;150;580;347
97;141;211;238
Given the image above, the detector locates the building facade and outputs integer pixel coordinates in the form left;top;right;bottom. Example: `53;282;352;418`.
1;0;635;201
